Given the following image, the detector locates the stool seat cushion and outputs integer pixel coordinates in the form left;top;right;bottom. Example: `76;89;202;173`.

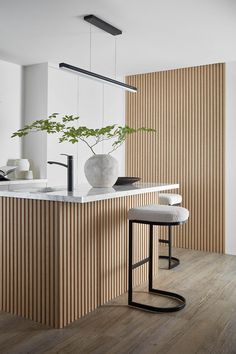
159;193;182;206
128;204;189;223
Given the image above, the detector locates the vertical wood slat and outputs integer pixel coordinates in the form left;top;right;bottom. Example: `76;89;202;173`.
0;192;158;328
125;63;225;254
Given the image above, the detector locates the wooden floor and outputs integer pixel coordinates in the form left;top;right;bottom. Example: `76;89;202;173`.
1;247;236;354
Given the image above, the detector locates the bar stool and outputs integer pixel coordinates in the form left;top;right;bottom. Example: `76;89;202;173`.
128;204;189;312
158;193;182;269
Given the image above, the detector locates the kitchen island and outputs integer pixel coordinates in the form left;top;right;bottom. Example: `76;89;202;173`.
0;182;178;328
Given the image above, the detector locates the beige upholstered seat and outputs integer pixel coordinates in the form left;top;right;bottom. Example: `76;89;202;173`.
128;204;189;223
159;193;182;206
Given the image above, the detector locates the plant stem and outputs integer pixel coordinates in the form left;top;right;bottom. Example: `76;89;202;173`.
108;142;124;155
78;137;96;155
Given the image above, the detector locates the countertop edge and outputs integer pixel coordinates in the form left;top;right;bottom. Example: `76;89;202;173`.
0;183;179;203
80;184;179;203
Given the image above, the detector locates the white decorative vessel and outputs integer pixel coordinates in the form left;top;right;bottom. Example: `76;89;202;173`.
15;159;30;179
15;159;30;171
8;159;30;179
84;154;119;188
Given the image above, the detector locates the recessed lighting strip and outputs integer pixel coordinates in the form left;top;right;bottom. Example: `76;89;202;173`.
59;63;137;93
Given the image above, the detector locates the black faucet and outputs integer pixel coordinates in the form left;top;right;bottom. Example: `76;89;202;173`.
47;154;74;192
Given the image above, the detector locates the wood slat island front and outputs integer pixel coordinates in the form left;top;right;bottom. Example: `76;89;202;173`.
0;183;178;328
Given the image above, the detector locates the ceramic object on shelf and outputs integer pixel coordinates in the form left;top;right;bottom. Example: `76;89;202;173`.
15;159;30;171
17;170;33;180
24;170;33;180
84;154;119;188
8;159;30;179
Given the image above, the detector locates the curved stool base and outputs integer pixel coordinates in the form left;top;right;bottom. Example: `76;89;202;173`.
128;220;187;314
159;255;180;269
129;288;186;313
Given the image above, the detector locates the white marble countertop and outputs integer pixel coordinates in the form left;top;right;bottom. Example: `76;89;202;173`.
0;182;179;203
0;179;47;186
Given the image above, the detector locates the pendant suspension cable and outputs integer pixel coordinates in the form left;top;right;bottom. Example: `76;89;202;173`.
102;83;105;152
89;24;92;71
114;37;117;79
102;83;105;127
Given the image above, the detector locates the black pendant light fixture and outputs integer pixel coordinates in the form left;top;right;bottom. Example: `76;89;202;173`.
59;15;137;93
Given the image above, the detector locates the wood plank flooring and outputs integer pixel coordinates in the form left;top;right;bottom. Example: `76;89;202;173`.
0;247;236;354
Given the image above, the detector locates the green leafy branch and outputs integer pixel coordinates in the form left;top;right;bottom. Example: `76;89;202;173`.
12;114;156;155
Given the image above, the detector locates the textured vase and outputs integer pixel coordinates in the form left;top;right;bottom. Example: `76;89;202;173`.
84;154;119;188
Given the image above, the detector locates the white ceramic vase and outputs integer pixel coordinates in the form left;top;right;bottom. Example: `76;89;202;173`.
84;154;119;188
16;159;30;171
14;159;30;179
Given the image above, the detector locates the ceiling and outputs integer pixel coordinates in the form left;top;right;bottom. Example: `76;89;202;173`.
0;0;236;76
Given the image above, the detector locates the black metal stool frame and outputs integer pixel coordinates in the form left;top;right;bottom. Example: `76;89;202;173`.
159;202;181;269
128;219;186;313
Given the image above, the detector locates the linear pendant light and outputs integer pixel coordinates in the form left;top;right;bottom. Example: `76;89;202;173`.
59;15;137;93
59;63;137;93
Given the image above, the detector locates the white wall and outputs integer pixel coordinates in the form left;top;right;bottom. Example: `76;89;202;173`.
23;63;125;186
0;59;22;166
23;63;48;178
225;61;236;255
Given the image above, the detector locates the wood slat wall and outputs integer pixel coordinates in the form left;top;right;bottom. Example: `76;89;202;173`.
126;64;225;253
0;193;159;328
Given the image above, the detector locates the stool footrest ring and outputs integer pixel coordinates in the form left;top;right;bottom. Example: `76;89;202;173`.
128;288;186;313
159;255;180;269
